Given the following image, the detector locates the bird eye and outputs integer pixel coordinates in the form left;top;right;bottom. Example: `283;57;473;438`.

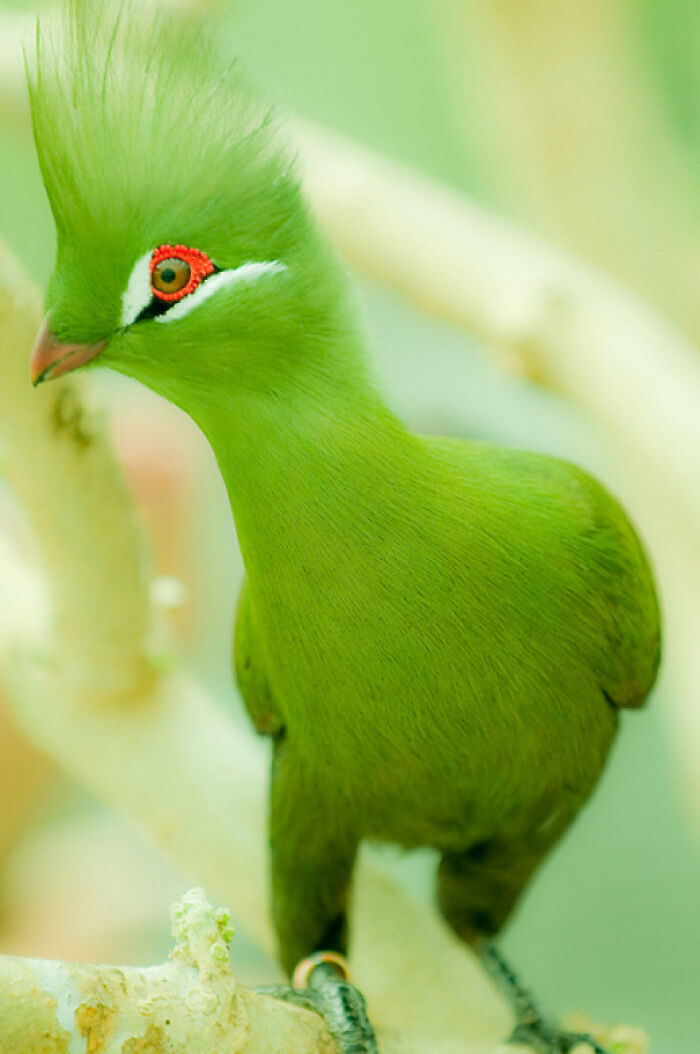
149;244;216;303
152;257;190;295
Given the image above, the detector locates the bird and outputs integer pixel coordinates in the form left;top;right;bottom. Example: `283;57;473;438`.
27;3;661;1052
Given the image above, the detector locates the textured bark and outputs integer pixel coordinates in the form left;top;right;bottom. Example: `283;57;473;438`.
0;888;644;1052
0;889;338;1054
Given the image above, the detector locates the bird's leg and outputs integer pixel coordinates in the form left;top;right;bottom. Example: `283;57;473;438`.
304;954;378;1054
257;952;377;1049
479;944;613;1054
259;952;378;1054
437;847;614;1054
257;950;379;1054
256;742;378;1053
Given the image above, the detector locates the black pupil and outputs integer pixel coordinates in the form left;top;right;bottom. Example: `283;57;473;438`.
135;255;218;324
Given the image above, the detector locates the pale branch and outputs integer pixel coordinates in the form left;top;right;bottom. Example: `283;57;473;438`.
434;0;700;344
294;122;700;536
0;886;639;1053
0;241;514;1049
0;886;644;1054
0;242;153;697
0;673;54;865
0;888;351;1054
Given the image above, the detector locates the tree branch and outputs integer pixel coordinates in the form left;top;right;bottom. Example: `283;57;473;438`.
294;122;700;531
0;888;347;1054
0;240;152;696
434;0;700;344
0;886;645;1052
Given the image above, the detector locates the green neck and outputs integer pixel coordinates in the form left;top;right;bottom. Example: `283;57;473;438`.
194;334;415;593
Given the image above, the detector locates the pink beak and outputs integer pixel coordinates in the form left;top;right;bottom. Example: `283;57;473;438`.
30;317;107;386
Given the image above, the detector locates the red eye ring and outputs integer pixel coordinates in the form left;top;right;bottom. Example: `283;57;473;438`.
150;244;215;302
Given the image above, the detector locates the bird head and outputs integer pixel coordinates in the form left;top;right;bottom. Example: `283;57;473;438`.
27;1;355;423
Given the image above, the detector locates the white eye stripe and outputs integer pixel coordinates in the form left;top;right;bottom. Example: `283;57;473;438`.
120;253;287;329
121;250;153;328
155;260;286;324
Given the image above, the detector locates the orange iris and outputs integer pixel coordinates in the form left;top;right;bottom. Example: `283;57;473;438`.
149;244;215;302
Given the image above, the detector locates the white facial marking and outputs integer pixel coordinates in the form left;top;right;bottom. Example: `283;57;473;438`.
155;260;287;324
121;250;153;328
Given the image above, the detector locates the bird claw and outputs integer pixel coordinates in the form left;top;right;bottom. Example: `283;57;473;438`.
311;975;378;1054
510;1020;614;1054
480;945;614;1054
255;981;320;1014
257;965;378;1054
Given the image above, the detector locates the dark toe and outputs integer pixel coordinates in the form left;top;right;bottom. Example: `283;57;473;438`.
254;982;319;1014
316;978;378;1054
510;1022;613;1054
257;975;378;1054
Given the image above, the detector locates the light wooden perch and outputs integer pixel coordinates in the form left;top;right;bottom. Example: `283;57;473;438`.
0;889;336;1054
0;886;514;1054
0;883;641;1054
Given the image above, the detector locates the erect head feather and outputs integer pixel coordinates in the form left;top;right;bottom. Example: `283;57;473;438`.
26;0;362;407
26;0;303;265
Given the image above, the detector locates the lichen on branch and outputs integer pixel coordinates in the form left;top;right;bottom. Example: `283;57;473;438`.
0;888;335;1054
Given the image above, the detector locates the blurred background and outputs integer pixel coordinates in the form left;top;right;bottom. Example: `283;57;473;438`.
0;1;698;1051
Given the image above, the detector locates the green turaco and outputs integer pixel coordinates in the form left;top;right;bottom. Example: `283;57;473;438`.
27;3;661;1052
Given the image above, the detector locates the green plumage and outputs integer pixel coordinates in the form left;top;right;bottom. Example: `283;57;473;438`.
28;0;661;986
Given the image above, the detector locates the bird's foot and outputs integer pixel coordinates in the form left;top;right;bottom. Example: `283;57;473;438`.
510;1018;614;1054
479;944;613;1054
257;951;378;1054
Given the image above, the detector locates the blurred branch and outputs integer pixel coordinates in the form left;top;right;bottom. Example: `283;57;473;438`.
0;236;512;1048
295;123;700;531
0;245;152;696
0;951;493;1054
0;684;54;867
435;0;700;344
